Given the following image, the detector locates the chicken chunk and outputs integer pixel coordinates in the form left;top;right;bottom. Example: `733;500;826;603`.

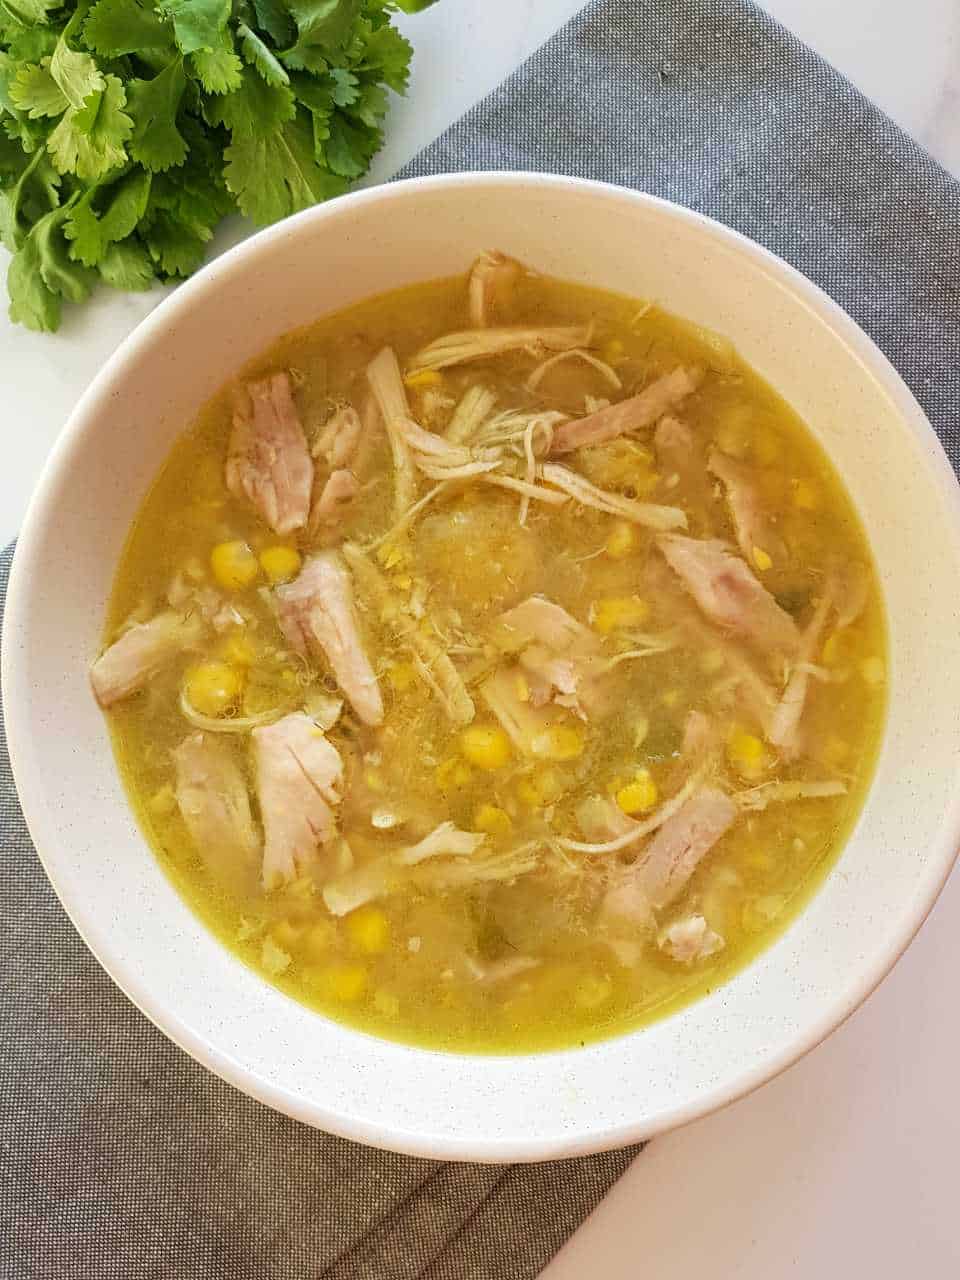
226;372;313;535
708;449;785;567
173;733;260;888
768;586;836;759
307;468;359;536
636;787;736;909
276;551;384;727
658;535;799;657
658;915;725;963
468;250;520;327
90;611;201;708
313;404;362;470
252;712;345;889
550;366;703;454
492;595;600;657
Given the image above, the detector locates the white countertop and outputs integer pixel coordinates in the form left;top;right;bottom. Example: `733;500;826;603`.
3;1;959;1275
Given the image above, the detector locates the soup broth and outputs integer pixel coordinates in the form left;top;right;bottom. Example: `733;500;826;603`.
97;256;886;1052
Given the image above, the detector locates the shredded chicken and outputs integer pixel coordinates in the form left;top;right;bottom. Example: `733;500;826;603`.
396;822;486;866
307;468;359;536
252;712;345;889
91;611;202;708
276;551;384;727
313;404;362;470
658;915;725;963
541;463;687;531
526;349;622;393
636;787;737;909
173;733;260;886
178;693;286;734
708;449;786;567
768;585;837;758
446;385;497;443
493;595;601;657
391;414;502;482
736;779;847;811
550;366;703;454
556;770;705;855
414;842;540;890
366;348;418;521
342;542;475;725
467;250;520;327
480;667;558;754
226;373;313;535
658;535;800;657
409;325;593;373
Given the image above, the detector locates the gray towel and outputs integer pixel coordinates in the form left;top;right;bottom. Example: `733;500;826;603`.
3;1;960;1278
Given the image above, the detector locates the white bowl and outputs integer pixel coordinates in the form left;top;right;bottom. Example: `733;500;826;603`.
6;174;960;1163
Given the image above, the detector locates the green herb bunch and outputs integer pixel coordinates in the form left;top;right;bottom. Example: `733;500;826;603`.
0;0;436;331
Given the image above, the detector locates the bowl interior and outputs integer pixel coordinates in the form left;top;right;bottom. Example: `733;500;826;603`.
6;174;960;1161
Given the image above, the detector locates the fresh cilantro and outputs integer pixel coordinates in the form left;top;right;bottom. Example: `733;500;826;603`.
0;0;438;329
127;59;187;171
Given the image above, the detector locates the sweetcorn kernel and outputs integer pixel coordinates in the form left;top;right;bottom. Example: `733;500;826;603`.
302;920;336;960
345;906;390;955
270;920;302;950
604;520;637;560
311;962;368;1002
726;726;770;779
791;478;820;510
531;725;584;761
473;803;513;838
752;545;773;572
259;545;302;584
210;540;259;591
436;757;473;791
602;338;625;363
516;766;565;807
219;630;256;666
403;369;443;389
590;595;650;634
616;769;658;815
183;662;244;717
459;724;512;771
387;661;417;693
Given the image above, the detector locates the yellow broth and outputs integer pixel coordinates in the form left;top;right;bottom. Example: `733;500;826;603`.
104;266;887;1053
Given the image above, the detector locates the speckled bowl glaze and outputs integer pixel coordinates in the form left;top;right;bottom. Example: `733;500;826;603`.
6;174;960;1163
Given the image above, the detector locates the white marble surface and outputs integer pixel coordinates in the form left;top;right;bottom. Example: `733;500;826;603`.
3;1;960;1275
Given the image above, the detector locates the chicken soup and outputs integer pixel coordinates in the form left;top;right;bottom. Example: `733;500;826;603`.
93;254;886;1052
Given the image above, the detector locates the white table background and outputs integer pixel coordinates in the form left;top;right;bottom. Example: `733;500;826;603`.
3;2;959;1274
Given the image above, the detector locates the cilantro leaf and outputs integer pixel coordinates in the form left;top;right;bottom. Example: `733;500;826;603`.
142;205;206;275
47;72;132;181
8;199;96;330
49;36;104;111
7;230;61;329
236;21;288;87
157;0;230;55
189;30;243;94
204;63;293;135
325;110;377;177
251;0;293;49
127;58;187;171
8;58;68;118
63;165;151;263
359;22;411;93
98;235;154;288
0;0;61;27
0;140;59;249
223;103;345;224
83;0;175;58
346;78;386;127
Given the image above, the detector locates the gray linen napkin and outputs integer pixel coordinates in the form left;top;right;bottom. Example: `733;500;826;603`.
3;1;960;1277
